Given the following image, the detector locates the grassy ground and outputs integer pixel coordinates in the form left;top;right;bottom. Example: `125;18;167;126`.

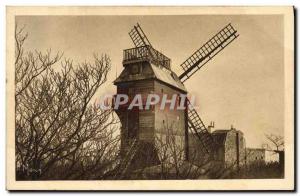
222;162;284;179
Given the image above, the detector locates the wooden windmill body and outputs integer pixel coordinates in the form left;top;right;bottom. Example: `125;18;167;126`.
113;23;239;175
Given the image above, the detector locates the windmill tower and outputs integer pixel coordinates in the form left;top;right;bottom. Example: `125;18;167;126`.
113;23;239;177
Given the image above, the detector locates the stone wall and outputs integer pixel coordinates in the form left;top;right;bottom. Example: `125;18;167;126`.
246;148;265;165
265;150;280;163
212;129;246;169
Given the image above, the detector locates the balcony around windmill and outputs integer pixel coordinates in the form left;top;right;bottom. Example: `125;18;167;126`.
123;45;171;70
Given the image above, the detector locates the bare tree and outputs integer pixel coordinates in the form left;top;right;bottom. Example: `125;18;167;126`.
153;119;205;179
15;24;120;180
264;134;284;151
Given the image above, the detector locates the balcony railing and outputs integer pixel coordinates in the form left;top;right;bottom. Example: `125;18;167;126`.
123;45;171;69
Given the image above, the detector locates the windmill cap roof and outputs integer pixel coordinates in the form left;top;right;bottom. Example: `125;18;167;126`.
150;64;186;92
114;62;187;92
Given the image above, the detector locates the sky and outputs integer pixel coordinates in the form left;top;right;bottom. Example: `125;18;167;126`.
16;15;284;148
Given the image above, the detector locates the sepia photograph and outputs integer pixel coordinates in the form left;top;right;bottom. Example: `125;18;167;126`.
6;6;294;190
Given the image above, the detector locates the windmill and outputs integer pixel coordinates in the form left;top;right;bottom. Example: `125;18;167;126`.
113;22;239;178
129;23;238;152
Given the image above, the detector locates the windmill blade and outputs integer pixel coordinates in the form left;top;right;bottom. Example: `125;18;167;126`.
128;23;171;69
187;99;215;154
129;23;153;48
179;23;239;83
128;23;156;60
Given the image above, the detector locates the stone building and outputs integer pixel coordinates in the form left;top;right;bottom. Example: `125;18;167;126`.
212;126;246;169
265;150;280;163
246;148;280;165
245;148;265;165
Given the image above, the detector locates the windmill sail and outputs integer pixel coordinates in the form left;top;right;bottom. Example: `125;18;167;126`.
128;23;155;60
187;100;215;154
179;23;239;82
129;23;153;48
128;23;171;69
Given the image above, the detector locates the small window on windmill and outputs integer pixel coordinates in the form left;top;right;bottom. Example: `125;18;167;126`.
177;93;181;105
170;72;177;80
131;64;139;75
